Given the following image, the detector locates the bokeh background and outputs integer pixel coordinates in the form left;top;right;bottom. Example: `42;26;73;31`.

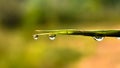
0;0;120;68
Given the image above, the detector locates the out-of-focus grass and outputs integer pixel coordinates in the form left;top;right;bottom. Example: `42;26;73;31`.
24;45;81;68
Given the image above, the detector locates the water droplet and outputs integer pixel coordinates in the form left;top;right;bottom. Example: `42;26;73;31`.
93;36;104;41
117;37;120;39
33;34;39;40
49;34;56;40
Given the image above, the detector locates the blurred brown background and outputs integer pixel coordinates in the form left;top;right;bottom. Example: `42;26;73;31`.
0;0;120;68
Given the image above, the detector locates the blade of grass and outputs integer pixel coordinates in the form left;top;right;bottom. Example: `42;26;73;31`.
34;29;120;37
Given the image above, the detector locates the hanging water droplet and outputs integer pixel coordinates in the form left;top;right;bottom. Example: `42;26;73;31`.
33;34;39;40
49;34;56;40
117;37;120;39
93;36;104;41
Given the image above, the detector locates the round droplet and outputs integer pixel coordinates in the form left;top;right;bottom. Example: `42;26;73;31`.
49;34;56;40
93;36;104;41
117;37;120;39
33;34;39;40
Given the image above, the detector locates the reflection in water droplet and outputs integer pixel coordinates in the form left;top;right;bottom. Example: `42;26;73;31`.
117;37;120;39
33;34;39;40
93;36;104;41
49;34;56;40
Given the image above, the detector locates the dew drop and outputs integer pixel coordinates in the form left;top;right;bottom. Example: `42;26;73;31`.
33;34;39;40
49;34;56;40
93;36;104;41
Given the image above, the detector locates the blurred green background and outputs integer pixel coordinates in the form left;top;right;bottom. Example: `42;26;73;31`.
0;0;120;68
